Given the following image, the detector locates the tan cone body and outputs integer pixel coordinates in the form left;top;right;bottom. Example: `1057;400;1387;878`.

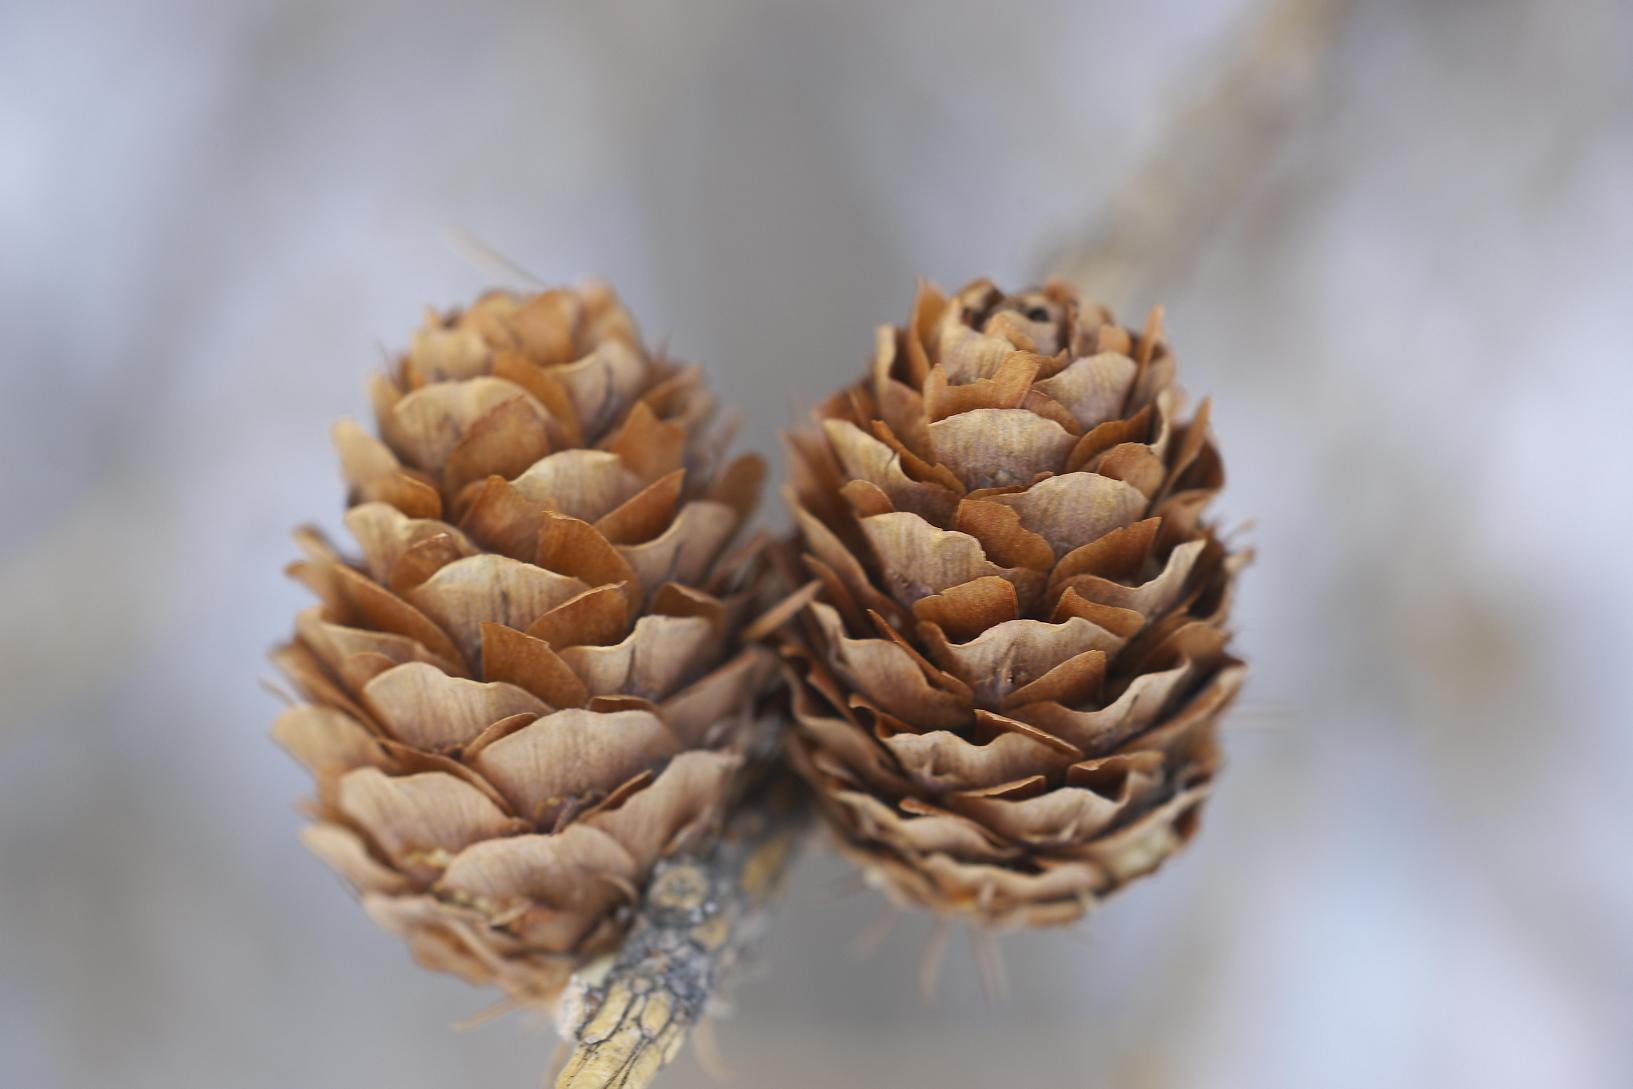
781;279;1244;928
273;284;778;1005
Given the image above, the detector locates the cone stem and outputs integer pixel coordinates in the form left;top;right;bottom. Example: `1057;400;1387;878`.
553;774;808;1089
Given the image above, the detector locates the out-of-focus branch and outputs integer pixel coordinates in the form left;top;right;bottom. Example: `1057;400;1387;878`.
553;773;809;1089
1044;0;1352;312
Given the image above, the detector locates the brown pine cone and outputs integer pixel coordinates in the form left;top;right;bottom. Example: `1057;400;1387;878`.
779;278;1245;928
272;283;779;1006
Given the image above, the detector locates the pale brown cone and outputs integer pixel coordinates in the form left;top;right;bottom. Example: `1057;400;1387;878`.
273;283;779;1006
779;279;1244;928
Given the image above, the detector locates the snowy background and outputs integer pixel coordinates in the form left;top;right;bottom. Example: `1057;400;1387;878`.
3;1;1630;1087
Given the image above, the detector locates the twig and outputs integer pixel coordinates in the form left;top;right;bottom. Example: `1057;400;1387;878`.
1043;0;1352;311
553;773;809;1089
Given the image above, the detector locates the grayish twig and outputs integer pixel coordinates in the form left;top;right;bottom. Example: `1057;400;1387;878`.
553;774;809;1089
1043;0;1352;312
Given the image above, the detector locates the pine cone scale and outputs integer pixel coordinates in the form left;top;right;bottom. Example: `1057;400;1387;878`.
274;283;778;1008
781;278;1243;928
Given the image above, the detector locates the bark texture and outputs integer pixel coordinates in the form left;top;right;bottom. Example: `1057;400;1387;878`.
555;774;808;1089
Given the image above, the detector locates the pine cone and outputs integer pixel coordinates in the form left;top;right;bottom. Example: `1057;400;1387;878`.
272;283;778;1006
780;279;1245;928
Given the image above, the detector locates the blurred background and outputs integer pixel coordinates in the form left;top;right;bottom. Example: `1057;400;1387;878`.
3;1;1630;1086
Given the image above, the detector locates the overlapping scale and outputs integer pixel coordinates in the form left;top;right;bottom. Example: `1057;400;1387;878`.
274;283;779;1006
780;279;1244;928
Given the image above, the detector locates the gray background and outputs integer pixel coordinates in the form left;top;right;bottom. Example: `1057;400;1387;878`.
3;1;1630;1087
